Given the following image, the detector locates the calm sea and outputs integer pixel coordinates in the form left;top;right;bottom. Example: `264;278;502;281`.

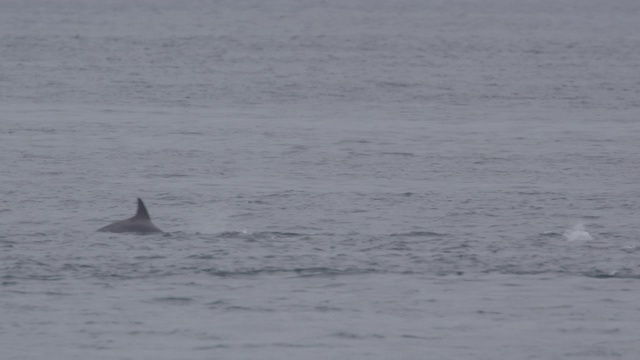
2;1;640;359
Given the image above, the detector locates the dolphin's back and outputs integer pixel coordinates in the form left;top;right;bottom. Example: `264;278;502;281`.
97;198;163;234
97;218;162;233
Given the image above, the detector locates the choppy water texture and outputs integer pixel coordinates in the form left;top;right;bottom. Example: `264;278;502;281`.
2;1;640;359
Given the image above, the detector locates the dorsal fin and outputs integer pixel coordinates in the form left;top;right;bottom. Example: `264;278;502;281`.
133;198;151;220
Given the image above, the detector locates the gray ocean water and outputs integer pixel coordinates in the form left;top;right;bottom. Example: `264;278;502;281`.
3;1;640;359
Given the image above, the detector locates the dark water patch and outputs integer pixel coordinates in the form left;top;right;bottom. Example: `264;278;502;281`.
186;253;228;259
507;190;567;197
389;231;451;238
27;274;64;281
174;131;205;136
538;231;562;238
482;269;552;277
430;271;465;276
206;300;278;313
291;267;379;278
150;296;193;304
87;241;112;248
259;231;305;238
270;342;331;348
2;276;18;286
380;151;416;157
564;347;623;358
224;305;276;312
151;173;191;178
336;139;371;145
200;268;272;277
361;239;422;252
471;263;640;280
90;272;141;280
61;263;96;272
3;258;56;273
0;240;16;248
199;267;380;278
582;268;640;279
314;305;345;312
10;231;51;237
283;144;311;154
401;334;442;340
18;127;58;134
240;342;328;349
331;331;385;340
133;255;166;260
217;231;305;241
205;299;229;307
376;80;418;88
194;345;231;350
595;231;626;241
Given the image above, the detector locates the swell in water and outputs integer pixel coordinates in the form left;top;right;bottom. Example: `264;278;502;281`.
4;224;637;283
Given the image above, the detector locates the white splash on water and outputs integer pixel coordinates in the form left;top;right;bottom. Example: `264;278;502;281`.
563;223;593;242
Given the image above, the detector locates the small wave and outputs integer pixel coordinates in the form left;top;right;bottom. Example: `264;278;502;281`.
621;244;639;252
563;223;593;242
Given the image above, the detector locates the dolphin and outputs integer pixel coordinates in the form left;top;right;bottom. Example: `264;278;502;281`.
98;198;163;234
